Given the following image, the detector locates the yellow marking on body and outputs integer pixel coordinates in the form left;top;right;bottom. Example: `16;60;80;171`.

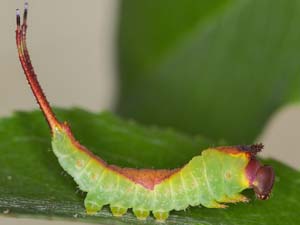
73;159;93;189
215;203;228;208
228;152;249;159
180;171;190;204
54;126;60;133
131;184;138;207
168;179;175;209
222;194;249;203
241;175;250;187
152;187;157;210
226;152;251;188
190;172;200;191
202;158;214;197
96;169;107;188
216;151;225;199
115;174;120;192
233;194;249;203
241;157;252;187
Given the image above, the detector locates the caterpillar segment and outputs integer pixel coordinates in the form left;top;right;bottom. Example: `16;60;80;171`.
16;3;275;222
51;125;268;222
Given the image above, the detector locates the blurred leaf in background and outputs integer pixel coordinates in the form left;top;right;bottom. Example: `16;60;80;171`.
117;0;300;144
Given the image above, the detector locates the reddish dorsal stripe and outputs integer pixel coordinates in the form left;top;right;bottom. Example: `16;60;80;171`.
109;166;180;190
62;123;180;190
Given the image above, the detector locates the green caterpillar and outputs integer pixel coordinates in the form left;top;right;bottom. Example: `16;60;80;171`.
15;3;275;222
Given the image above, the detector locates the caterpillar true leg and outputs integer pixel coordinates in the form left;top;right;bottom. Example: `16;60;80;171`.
221;194;249;203
16;3;275;222
207;201;228;209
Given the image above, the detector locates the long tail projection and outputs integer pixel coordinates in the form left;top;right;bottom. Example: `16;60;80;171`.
16;3;59;132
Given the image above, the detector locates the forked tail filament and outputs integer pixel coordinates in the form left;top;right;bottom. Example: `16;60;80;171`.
16;3;60;132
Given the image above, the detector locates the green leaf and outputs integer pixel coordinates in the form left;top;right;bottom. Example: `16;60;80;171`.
117;0;300;144
0;109;299;224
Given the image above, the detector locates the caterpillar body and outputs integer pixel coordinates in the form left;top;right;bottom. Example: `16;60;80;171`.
15;4;275;222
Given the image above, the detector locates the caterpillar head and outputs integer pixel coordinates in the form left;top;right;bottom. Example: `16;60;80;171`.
246;158;275;200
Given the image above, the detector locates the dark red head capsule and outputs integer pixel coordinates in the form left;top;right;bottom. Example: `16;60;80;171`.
245;158;275;200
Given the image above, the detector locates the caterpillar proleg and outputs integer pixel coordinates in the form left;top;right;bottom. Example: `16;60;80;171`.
15;3;275;222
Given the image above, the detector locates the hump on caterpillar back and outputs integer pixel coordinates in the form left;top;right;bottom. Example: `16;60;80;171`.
216;143;264;157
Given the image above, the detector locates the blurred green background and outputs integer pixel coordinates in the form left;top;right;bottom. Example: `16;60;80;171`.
117;0;300;144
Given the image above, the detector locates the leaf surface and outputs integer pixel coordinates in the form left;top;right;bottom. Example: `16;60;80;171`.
0;109;299;225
